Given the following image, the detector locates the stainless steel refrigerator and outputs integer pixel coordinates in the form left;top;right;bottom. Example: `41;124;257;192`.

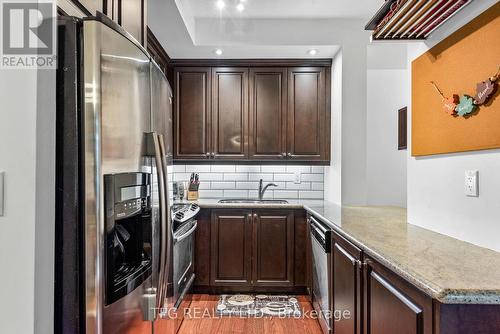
55;14;175;334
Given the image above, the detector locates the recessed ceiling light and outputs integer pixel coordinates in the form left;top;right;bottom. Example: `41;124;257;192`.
307;49;318;56
236;3;245;12
215;48;223;56
216;0;225;9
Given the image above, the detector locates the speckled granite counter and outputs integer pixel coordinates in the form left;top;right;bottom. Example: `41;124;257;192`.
304;203;500;305
175;198;500;304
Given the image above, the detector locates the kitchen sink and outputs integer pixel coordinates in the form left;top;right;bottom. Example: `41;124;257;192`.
218;199;289;204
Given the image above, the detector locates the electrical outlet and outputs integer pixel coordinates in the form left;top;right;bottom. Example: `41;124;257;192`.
294;172;301;184
465;170;479;197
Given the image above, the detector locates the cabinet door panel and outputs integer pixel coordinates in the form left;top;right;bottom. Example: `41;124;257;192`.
174;67;211;159
364;257;432;334
287;67;327;160
211;210;252;285
194;210;211;286
120;0;145;44
333;242;361;334
252;211;294;286
368;271;422;334
249;68;287;160
212;67;248;159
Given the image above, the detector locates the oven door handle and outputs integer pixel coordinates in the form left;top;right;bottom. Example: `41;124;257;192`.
174;221;197;243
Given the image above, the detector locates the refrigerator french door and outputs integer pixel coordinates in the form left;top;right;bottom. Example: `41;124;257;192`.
55;14;174;334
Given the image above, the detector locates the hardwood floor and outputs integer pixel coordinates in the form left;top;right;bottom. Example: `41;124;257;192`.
178;294;322;334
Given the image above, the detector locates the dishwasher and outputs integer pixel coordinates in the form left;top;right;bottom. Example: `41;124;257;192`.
309;214;332;334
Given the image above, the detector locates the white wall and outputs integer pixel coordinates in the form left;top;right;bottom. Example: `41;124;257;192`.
406;0;500;251
366;44;408;207
324;51;342;205
0;70;38;334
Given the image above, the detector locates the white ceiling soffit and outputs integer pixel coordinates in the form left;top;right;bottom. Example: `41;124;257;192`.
148;0;372;58
185;0;384;19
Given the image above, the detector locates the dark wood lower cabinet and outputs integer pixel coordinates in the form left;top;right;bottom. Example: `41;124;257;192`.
210;210;252;286
331;231;363;334
196;209;307;293
252;211;294;286
363;256;433;334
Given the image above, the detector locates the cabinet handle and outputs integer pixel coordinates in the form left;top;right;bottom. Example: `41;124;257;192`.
211;152;215;157
205;152;210;158
253;213;258;219
287;152;292;157
281;152;286;157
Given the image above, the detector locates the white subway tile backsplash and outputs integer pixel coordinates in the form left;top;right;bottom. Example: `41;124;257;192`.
273;173;295;182
185;164;211;173
261;166;286;173
248;190;273;199
302;173;324;182
198;173;224;181
211;181;236;189
311;166;325;174
286;165;311;173
236;165;261;173
235;181;259;190
311;182;324;190
173;173;190;182
173;165;185;173
286;182;311;190
212;165;236;173
223;190;249;198
198;182;211;190
274;190;299;199
198;189;224;198
248;173;274;181
172;164;323;199
223;173;248;181
299;191;324;199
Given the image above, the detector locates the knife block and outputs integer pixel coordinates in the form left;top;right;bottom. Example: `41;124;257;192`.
187;190;199;201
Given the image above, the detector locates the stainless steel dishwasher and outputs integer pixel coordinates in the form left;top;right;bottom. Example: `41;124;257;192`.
309;214;332;334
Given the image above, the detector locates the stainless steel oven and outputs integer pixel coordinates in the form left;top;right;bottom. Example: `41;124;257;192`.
173;218;197;308
309;214;332;334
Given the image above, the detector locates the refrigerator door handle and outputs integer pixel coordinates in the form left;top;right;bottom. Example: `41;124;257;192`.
147;132;168;315
157;133;173;311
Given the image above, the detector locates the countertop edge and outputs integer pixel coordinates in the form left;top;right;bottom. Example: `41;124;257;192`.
303;205;500;305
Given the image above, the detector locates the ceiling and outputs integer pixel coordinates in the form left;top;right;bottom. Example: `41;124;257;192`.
185;0;384;19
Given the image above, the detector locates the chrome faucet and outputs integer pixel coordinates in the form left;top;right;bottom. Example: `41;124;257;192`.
258;179;278;200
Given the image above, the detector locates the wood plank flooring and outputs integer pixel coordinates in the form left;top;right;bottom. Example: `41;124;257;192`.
178;294;322;334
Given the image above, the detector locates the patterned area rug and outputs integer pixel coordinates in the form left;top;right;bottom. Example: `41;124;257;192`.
215;294;302;317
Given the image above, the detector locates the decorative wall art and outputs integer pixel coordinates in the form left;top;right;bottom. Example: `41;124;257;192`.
430;66;499;117
412;3;500;156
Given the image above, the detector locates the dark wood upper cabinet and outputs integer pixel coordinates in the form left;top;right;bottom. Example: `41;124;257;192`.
210;210;252;286
211;67;248;160
287;67;329;160
172;61;331;163
248;68;287;160
332;231;363;334
252;211;294;286
173;67;211;160
364;256;433;334
103;0;145;45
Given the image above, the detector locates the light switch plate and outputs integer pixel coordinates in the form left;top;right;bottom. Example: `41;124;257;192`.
0;171;4;216
294;172;301;184
465;170;479;197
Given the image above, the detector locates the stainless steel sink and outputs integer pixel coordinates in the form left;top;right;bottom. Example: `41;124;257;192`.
218;199;289;204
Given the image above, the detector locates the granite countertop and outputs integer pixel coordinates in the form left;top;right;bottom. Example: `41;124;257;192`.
304;203;500;305
175;198;500;304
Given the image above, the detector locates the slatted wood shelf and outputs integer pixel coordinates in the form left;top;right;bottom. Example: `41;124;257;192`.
365;0;472;40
